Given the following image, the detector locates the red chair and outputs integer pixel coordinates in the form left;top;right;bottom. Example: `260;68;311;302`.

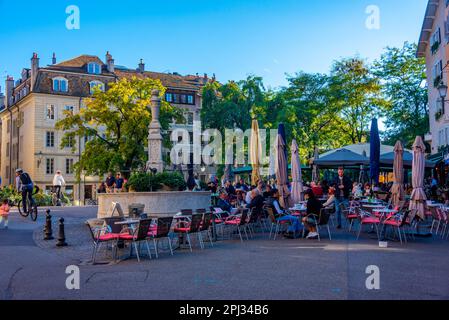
355;207;380;240
224;208;249;242
118;219;153;262
147;217;174;258
86;218;122;264
174;213;203;252
380;210;412;244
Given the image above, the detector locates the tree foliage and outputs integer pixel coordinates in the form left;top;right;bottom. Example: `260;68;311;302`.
372;42;428;148
56;77;183;179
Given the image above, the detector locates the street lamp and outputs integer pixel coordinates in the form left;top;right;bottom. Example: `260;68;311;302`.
438;83;449;113
37;151;43;168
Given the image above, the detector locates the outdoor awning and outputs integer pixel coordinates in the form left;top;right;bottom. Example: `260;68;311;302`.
232;164;309;174
380;152;436;168
314;149;369;167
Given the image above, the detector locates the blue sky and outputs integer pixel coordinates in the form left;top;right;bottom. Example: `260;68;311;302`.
0;0;428;90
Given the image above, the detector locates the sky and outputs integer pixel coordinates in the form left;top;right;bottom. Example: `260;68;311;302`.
0;0;428;91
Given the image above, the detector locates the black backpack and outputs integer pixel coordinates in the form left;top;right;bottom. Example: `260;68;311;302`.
20;172;32;185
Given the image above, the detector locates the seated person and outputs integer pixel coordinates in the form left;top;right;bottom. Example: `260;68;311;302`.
235;179;249;192
267;189;303;237
311;181;324;198
225;181;236;196
217;192;232;212
263;184;273;199
247;189;265;219
323;187;336;209
302;189;323;240
245;186;255;205
266;189;285;216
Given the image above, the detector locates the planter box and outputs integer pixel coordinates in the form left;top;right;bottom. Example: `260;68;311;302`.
97;191;212;218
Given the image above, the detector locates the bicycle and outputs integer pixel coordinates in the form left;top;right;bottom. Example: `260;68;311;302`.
18;186;39;222
51;186;63;207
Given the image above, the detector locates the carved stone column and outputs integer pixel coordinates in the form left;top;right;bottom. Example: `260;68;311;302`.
147;89;164;173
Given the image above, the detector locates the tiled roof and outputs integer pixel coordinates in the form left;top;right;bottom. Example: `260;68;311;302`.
114;69;207;91
53;55;104;68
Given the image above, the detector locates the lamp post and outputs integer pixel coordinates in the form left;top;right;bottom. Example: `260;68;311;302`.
437;83;449;114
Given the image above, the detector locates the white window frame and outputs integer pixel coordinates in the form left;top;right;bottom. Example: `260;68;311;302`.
53;77;68;92
89;81;105;94
46;104;55;120
46;158;55;175
46;131;55;148
87;63;101;74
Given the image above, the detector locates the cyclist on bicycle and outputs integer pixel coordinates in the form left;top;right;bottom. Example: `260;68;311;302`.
15;168;35;213
52;170;66;202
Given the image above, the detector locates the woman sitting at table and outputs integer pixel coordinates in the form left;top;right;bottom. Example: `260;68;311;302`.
302;189;323;240
323;187;336;209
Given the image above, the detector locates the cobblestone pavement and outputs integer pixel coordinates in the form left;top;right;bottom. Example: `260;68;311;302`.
1;206;449;300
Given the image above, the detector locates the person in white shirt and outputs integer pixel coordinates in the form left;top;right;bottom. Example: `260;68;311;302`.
53;170;66;200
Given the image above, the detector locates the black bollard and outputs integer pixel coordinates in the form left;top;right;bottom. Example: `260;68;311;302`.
56;218;68;247
44;209;54;240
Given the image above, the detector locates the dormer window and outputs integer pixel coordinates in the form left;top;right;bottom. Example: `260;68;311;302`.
53;77;68;92
88;62;101;74
89;81;105;94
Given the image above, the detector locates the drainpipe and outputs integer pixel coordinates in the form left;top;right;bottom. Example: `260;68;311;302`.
7;107;12;185
16;105;20;171
78;97;82;206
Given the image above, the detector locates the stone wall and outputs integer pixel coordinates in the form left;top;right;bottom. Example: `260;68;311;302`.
97;191;212;218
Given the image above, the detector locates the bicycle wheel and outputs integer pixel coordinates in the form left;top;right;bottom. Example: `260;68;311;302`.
30;204;38;221
18;200;28;218
51;194;58;206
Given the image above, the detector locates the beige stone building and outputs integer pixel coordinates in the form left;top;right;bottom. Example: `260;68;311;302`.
418;0;449;154
0;52;212;204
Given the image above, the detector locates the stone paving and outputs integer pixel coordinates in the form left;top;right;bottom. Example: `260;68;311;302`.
1;206;449;300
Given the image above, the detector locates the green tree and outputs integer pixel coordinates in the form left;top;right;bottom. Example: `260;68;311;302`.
56;77;183;179
372;42;428;148
329;57;384;144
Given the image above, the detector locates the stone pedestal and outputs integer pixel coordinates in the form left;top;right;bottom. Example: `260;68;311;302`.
147;89;164;173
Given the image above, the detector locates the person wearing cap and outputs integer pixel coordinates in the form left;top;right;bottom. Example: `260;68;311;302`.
15;168;35;213
53;170;66;201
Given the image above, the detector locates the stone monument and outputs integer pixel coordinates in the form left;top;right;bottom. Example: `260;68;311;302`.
147;89;164;173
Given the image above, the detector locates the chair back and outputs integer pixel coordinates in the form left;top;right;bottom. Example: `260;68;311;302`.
189;213;203;233
154;217;173;238
104;217;125;234
318;208;331;226
248;207;259;223
239;209;249;226
200;213;213;231
86;219;106;240
134;218;153;241
265;206;276;223
181;209;193;216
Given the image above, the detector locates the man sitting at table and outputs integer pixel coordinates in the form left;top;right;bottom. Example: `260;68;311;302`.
247;189;265;219
323;187;336;209
217;192;233;213
267;189;303;238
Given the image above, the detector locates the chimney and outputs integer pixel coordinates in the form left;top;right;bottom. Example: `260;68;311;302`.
5;76;14;108
138;59;145;73
30;52;39;92
106;51;114;73
0;86;4;108
52;52;57;65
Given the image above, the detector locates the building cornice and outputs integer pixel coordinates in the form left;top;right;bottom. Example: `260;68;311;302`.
417;0;440;58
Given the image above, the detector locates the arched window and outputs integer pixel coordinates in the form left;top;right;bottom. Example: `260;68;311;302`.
53;77;68;92
89;81;105;94
87;62;101;74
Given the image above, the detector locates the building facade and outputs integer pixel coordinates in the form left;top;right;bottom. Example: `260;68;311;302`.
418;0;449;154
0;52;213;204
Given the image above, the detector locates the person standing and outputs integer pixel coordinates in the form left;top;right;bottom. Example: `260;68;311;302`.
0;199;10;229
105;172;116;193
332;167;352;229
52;170;66;200
114;173;124;193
